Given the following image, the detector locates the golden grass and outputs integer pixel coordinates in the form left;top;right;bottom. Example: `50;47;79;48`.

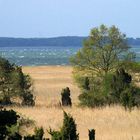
22;66;80;106
8;66;140;140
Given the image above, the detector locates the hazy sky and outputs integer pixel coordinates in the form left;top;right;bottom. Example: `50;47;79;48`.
0;0;140;38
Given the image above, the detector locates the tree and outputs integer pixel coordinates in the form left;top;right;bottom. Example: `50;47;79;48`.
70;25;140;108
71;24;130;76
61;87;72;107
0;57;35;106
48;112;79;140
61;112;79;140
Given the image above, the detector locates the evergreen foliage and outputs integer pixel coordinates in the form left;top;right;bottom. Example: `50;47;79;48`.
61;87;72;107
0;108;19;139
88;129;95;140
48;111;79;140
0;57;35;106
110;68;132;103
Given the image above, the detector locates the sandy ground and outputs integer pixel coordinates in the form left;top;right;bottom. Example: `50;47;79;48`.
9;66;140;140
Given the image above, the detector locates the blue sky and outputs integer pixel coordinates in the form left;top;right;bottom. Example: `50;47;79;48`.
0;0;140;38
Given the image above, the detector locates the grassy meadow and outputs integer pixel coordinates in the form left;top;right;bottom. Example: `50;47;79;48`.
8;66;140;140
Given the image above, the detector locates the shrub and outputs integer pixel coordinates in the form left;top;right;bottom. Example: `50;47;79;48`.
61;87;72;107
48;111;79;140
78;68;140;109
120;88;136;110
0;108;19;139
88;129;95;140
110;68;132;103
78;92;105;107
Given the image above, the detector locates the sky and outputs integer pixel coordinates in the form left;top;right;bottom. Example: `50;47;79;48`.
0;0;140;38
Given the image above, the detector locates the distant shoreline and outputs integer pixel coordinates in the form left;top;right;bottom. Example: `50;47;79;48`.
0;36;140;47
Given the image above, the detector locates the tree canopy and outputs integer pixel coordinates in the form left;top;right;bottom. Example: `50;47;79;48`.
0;57;35;106
71;24;131;76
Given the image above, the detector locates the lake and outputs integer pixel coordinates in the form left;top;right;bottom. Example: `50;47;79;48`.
0;46;139;66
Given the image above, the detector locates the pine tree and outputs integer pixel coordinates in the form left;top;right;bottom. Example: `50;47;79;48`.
61;112;79;140
48;112;79;140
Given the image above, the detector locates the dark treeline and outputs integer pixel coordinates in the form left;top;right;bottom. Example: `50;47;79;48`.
0;36;86;47
0;37;140;47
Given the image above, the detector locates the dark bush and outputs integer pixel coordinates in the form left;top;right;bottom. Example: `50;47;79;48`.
21;92;35;106
78;68;140;109
88;129;95;140
110;68;132;103
61;87;72;107
0;108;19;139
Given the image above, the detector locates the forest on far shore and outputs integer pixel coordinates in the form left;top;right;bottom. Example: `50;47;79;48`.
0;37;140;47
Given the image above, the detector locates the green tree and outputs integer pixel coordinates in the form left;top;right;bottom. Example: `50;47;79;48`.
0;57;35;106
61;112;79;140
70;25;140;108
71;24;130;76
48;112;79;140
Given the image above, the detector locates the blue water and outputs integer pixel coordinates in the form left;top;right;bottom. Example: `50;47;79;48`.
0;46;80;66
0;46;139;66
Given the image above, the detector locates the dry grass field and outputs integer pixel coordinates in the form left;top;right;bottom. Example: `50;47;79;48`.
9;66;140;140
